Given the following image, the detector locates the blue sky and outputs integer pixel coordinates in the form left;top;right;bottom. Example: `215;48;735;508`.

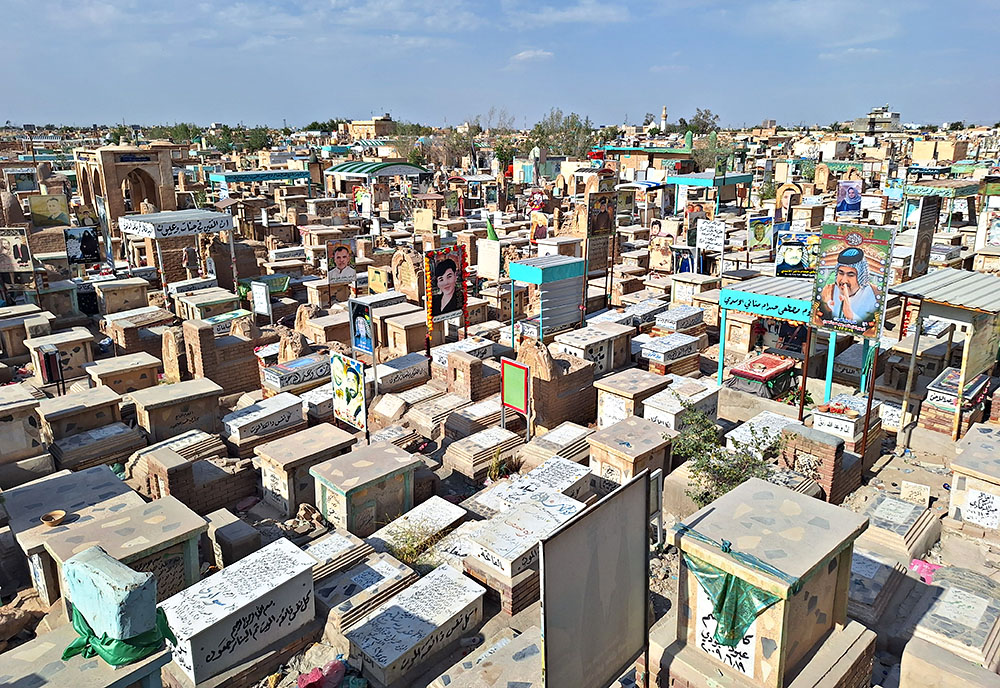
5;0;999;129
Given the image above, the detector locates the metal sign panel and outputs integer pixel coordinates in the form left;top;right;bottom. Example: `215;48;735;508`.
500;357;530;415
540;472;649;688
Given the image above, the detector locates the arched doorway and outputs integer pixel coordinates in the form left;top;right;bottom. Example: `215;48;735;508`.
120;168;158;213
78;167;92;207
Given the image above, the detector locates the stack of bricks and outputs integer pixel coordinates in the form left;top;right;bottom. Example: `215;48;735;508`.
780;425;861;505
145;235;194;285
843;419;884;472
182;319;261;395
991;387;1000;423
145;448;258;516
447;351;501;402
26;226;67;254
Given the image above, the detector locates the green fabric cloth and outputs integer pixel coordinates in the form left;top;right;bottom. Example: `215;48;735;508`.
684;553;779;647
486;218;499;241
62;606;176;667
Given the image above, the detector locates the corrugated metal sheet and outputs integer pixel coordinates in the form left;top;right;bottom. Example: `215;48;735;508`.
889;268;1000;313
726;276;813;301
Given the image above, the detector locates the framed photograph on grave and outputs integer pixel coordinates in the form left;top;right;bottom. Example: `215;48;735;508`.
684;199;714;231
776;230;821;278
835;180;863;216
327;238;357;284
810;223;894;340
746;216;774;253
500;357;530;416
331;352;367;431
64;226;101;265
424;245;466;324
773;183;802;223
0;227;33;272
586;192;617;237
349;299;374;355
28;194;70;227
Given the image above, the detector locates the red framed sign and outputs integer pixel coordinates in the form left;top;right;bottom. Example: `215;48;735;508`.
500;357;530;416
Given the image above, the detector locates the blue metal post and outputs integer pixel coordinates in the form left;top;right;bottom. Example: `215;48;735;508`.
717;308;727;385
824;331;837;403
859;340;870;392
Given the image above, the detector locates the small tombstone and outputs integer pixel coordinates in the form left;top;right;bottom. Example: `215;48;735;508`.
899;480;932;509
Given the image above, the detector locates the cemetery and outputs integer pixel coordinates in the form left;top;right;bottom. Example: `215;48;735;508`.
3;56;1000;688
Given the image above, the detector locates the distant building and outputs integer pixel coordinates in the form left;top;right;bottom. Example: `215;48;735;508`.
349;114;395;140
852;105;901;134
762;118;777;128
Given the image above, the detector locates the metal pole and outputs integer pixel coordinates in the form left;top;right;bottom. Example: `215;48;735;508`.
824;331;837;404
952;324;973;441
716;308;727;385
228;226;238;289
898;297;909;341
154;238;171;312
797;326;813;421
901;314;922;446
859;346;880;458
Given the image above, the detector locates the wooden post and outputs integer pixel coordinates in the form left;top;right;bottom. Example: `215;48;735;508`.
952;323;973;441
797;326;813;421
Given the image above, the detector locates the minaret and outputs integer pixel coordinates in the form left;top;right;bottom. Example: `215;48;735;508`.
660;106;667;132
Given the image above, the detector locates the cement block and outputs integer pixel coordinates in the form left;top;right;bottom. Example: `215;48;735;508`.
63;545;157;639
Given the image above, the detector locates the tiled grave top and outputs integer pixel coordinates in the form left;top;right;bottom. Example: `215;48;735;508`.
525;456;591;493
310;442;422;491
101;306;173;329
0;383;39;412
655;304;704;329
954;424;1000;481
730;353;796;381
222;392;302;434
927;367;990;404
345;565;485;668
593;368;671;398
369;424;410;444
452;397;502;420
86;351;160;376
724;411;802;447
430;337;492;368
915;567;1000;656
849;549;898;607
315;552;413;611
38;386;121;418
366;496;466;553
255;423;356;468
861;493;923;536
553;327;615;348
4;466;144;555
416;521;485;572
532;422;591;451
826;392;882;417
0;623;169;688
303;529;366;565
24;326;93;348
130;378;223;409
643;375;720;414
640;332;699;354
383;352;430;374
44;496;206;565
672;272;719;284
588;415;674;459
677;477;868;592
158;538;314;638
396;384;442;406
94;277;149;291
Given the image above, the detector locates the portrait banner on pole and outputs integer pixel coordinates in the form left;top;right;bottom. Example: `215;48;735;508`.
810;223;894;340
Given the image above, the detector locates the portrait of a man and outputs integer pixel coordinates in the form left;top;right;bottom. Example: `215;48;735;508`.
818;247;878;326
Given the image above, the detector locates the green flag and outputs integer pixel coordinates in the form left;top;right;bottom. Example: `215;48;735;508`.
486;217;499;241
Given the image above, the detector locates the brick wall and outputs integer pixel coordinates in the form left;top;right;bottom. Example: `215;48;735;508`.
780;425;860;505
182;319;260;395
146;448;258;516
447;351;500;402
27;226;67;254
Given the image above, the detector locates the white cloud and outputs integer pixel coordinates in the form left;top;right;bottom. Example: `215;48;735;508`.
510;49;554;63
649;64;688;73
818;47;882;60
502;0;628;26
